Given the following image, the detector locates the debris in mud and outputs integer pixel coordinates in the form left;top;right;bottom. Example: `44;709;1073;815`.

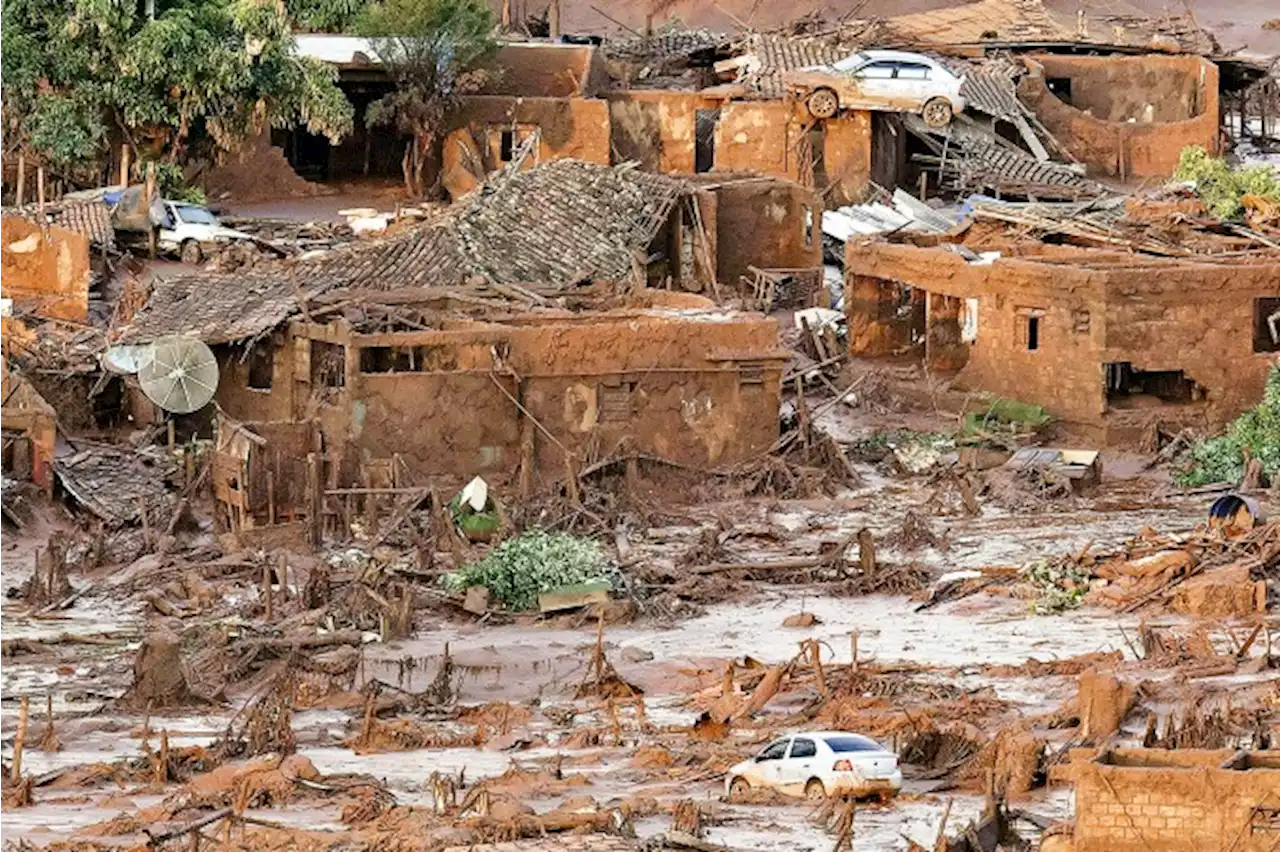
957;727;1045;796
213;671;297;758
1071;668;1136;741
1016;557;1092;614
884;509;950;552
576;619;644;700
120;631;215;709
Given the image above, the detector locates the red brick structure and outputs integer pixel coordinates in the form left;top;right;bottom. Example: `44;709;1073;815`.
1049;748;1280;852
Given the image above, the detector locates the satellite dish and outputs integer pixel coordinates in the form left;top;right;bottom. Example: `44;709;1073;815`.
138;337;219;414
102;343;155;375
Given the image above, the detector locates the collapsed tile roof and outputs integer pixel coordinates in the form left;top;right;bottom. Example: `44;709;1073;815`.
603;25;726;63
120;160;690;344
959;62;1025;121
731;27;881;98
904;115;1105;200
3;200;116;252
54;446;174;526
121;275;328;346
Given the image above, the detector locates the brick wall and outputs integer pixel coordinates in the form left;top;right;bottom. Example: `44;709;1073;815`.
844;242;1280;439
821;111;873;206
1072;750;1280;852
218;310;783;482
1019;54;1219;179
845;243;1109;425
1;216;91;322
607;91;705;173
708;180;822;288
457;96;612;165
714;101;803;179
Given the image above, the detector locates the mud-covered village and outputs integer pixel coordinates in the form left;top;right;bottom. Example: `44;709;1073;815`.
1;0;1279;849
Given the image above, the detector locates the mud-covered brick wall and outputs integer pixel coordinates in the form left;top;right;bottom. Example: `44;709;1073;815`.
456;96;612;165
820;111;873;206
1019;54;1219;178
606;91;705;173
214;340;296;425
354;373;521;477
504;312;783;474
272;311;782;483
1099;260;1280;432
845;243;1109;428
1073;750;1280;852
713;102;802;179
1;217;91;322
712;181;821;289
476;44;596;97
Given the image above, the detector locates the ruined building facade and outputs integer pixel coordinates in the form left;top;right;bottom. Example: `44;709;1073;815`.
846;241;1280;443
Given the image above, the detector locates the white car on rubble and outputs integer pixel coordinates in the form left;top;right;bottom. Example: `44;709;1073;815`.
783;49;966;127
157;201;253;265
725;731;903;801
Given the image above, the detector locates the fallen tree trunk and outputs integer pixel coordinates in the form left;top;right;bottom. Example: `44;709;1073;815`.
144;806;233;846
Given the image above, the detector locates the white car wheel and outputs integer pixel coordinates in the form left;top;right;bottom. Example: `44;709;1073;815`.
728;776;751;801
804;778;826;800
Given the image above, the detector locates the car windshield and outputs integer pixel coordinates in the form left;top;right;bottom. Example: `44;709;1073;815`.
175;206;219;226
831;53;868;72
758;739;789;760
824;735;884;752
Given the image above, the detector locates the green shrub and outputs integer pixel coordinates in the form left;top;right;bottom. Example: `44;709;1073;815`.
1177;366;1280;486
1174;145;1280;220
442;529;610;610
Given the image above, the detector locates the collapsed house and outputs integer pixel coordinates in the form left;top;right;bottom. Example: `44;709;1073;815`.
282;0;1254;209
118;159;800;535
1;359;57;494
844;232;1280;443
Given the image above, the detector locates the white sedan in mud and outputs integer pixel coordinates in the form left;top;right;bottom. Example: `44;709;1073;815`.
784;49;966;127
157;201;254;265
725;732;903;801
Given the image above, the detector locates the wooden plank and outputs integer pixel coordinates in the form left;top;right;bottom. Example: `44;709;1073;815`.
538;581;612;613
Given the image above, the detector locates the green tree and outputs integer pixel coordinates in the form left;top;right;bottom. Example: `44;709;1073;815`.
288;0;367;32
2;0;353;175
357;0;497;196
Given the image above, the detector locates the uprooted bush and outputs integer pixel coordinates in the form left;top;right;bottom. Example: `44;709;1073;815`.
1177;366;1280;487
442;529;611;610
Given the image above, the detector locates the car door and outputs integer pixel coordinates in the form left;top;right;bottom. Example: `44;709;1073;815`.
843;60;898;109
889;61;934;109
748;737;792;788
157;203;181;248
777;736;819;792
